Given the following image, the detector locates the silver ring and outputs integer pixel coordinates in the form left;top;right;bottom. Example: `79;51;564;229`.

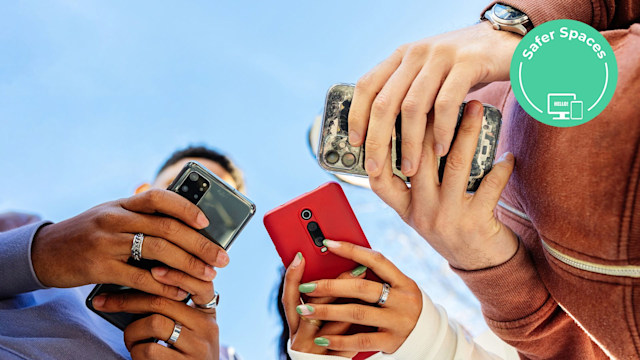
131;233;145;261
377;283;391;306
167;323;182;345
196;291;219;309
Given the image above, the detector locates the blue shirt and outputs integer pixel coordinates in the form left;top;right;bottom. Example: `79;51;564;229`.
0;218;240;360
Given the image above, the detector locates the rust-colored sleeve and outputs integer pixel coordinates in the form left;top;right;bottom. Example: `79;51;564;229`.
451;241;607;359
482;0;640;30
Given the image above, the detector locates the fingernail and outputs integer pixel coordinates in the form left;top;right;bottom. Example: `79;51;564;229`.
349;130;361;145
216;251;229;267
290;252;303;268
496;152;514;163
365;158;378;174
92;295;105;308
196;212;210;228
401;158;412;175
467;101;483;116
204;265;216;280
350;265;368;277
434;143;445;157
322;239;341;248
299;283;317;293
151;266;168;277
296;304;314;315
177;289;189;300
314;337;330;347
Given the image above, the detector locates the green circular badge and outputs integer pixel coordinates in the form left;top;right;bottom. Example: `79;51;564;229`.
510;19;618;127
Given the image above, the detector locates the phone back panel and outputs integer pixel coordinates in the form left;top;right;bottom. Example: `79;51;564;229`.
264;182;371;284
264;182;377;359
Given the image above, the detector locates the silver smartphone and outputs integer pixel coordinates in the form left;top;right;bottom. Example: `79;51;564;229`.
317;83;502;192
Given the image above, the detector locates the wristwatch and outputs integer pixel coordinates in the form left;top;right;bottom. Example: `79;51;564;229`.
483;3;533;36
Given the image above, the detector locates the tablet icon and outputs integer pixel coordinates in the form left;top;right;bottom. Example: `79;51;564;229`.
547;93;583;120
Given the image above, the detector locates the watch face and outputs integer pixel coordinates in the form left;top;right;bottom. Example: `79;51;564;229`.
494;4;525;20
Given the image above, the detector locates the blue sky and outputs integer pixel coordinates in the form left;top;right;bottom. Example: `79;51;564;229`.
1;1;489;358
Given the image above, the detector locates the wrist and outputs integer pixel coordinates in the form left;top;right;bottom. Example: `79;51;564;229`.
448;226;519;271
31;222;59;287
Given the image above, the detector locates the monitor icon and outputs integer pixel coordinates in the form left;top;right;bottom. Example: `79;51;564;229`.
547;93;583;120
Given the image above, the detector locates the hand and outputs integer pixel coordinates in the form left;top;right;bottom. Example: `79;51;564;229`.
348;21;520;177
284;242;422;354
282;252;362;358
369;100;518;270
92;292;219;360
31;189;229;301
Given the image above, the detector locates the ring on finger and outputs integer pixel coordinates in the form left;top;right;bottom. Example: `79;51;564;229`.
166;322;182;346
195;291;219;310
300;316;323;328
377;282;391;306
131;233;145;261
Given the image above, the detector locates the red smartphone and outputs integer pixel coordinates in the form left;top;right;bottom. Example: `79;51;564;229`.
264;181;377;360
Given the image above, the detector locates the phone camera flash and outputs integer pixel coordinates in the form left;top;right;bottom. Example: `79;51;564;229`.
321;247;328;253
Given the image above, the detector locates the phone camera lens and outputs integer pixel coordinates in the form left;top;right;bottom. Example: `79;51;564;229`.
325;151;339;165
301;209;312;220
307;221;318;232
342;152;356;167
189;172;200;182
181;185;189;192
193;194;199;200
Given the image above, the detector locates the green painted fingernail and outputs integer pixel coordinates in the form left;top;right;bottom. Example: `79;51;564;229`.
296;304;314;316
314;337;330;347
297;252;303;260
299;283;317;293
350;265;367;277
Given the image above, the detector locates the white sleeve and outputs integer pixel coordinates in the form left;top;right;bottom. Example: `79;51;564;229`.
287;289;507;360
378;288;505;360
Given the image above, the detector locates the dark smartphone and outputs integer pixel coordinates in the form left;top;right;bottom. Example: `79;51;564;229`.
317;83;502;192
264;181;378;360
86;161;256;330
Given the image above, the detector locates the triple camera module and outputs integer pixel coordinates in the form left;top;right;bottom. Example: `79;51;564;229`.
177;171;210;205
301;209;325;248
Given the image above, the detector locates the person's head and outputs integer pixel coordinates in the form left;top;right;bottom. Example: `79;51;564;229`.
136;146;246;194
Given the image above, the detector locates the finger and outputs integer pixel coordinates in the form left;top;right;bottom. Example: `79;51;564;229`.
108;263;189;301
349;47;405;146
150;266;214;306
282;252;305;335
368;146;411;220
298;303;388;328
472;152;515;211
400;58;449;176
134;235;216;282
300;279;395;306
440;100;484;203
92;293;205;329
409;112;440;199
120;189;209;230
130;342;179;360
131;214;228;268
124;314;198;352
432;66;474;156
365;53;426;177
303;264;368;306
316;321;352;337
315;333;390;353
321;241;406;287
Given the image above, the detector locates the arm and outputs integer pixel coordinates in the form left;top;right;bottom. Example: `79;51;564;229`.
483;0;640;30
452;239;608;359
284;242;505;360
0;221;51;297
